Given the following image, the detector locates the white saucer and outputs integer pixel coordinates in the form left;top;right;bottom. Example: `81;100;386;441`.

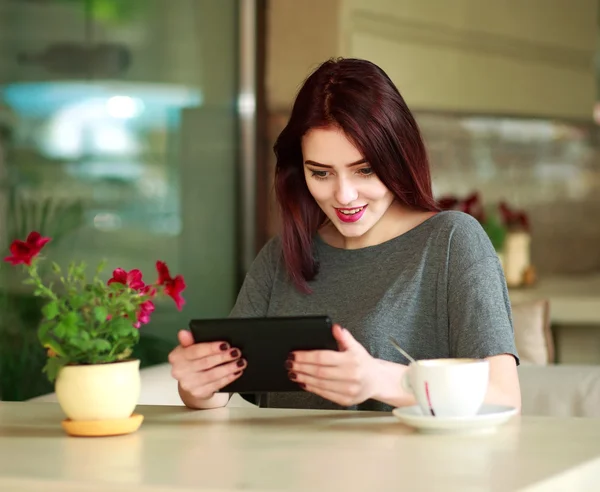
392;404;518;434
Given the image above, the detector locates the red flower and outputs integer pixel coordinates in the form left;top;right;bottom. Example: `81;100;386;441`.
134;300;155;329
140;284;157;298
108;268;145;290
499;201;530;232
437;193;485;223
155;261;186;310
4;231;51;266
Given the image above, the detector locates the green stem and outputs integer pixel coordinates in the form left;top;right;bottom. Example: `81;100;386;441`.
27;263;58;301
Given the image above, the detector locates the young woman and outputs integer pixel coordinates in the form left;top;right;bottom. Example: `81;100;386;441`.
169;57;521;412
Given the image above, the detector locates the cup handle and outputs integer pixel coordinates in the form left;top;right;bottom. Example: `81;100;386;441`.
401;370;413;395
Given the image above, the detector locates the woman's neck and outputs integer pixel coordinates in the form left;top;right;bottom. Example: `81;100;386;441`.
319;203;437;250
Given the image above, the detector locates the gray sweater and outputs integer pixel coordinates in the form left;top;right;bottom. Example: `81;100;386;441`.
229;211;518;412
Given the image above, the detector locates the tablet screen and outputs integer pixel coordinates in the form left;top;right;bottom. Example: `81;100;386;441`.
189;315;337;393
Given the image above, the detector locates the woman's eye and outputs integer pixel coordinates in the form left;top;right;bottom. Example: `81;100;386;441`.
358;167;374;177
311;170;329;179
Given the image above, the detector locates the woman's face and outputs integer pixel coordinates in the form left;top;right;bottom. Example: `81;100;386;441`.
301;126;396;246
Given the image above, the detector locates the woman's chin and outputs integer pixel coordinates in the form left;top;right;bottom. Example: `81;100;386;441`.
333;222;372;239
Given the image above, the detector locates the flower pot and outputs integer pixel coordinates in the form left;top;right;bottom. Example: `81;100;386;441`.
55;359;140;421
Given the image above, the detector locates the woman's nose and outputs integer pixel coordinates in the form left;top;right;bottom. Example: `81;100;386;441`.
334;178;359;205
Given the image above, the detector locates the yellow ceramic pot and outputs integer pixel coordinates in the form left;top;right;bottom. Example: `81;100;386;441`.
55;359;140;421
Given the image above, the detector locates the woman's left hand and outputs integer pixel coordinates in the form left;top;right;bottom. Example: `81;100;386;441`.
286;324;380;406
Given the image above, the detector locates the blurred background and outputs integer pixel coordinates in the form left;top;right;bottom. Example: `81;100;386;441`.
1;0;599;401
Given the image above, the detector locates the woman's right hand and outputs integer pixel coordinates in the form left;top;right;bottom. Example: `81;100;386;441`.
168;330;246;401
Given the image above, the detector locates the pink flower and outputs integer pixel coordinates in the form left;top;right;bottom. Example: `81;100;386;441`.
4;231;51;266
108;268;145;290
134;300;155;329
156;261;186;310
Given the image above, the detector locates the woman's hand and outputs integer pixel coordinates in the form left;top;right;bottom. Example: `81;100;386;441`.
169;330;247;402
286;324;380;406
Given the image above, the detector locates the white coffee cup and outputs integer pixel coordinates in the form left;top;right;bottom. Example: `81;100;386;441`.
401;358;489;418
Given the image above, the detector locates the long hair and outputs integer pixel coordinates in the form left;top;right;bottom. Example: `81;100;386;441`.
273;57;439;293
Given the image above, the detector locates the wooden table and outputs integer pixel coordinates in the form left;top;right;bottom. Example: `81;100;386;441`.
1;402;600;491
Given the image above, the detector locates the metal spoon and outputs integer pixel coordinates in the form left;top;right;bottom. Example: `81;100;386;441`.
389;336;416;364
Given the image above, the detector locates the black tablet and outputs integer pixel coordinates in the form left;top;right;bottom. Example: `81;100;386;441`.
188;315;337;393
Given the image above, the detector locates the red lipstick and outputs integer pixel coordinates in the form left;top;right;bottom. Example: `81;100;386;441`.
335;205;367;223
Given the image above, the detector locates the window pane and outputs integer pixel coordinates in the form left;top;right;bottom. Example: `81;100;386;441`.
0;0;240;400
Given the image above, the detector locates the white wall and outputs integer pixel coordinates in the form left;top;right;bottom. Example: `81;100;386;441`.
268;0;598;119
266;0;342;110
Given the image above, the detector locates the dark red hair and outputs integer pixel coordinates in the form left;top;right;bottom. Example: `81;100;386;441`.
273;57;439;293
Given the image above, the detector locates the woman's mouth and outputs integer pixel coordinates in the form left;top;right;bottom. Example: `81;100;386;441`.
335;205;367;223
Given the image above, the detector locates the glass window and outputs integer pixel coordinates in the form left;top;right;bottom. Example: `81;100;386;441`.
0;0;241;400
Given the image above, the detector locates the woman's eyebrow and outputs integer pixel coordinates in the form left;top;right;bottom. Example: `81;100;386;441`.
304;158;367;169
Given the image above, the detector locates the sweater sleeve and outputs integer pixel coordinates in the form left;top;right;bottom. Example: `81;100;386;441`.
445;213;519;364
447;255;519;364
229;236;281;318
227;236;282;407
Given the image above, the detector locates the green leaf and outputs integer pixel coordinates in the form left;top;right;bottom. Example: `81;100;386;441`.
74;261;87;281
38;321;55;345
96;259;107;275
68;296;84;310
122;301;135;312
93;306;108;323
56;311;81;338
64;311;80;326
108;282;124;292
90;283;107;297
43;339;66;357
42;301;60;320
54;322;66;338
112;317;135;337
43;357;69;383
51;262;62;274
93;339;112;352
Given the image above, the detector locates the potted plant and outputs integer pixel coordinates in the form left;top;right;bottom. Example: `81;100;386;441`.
437;193;535;287
498;201;534;287
437;192;507;253
4;231;186;436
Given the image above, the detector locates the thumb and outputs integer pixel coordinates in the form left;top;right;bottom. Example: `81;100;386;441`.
332;324;361;352
177;329;195;348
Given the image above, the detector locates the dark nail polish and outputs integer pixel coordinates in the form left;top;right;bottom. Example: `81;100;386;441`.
288;372;297;380
287;353;295;361
298;383;306;389
234;370;242;376
236;359;245;367
219;343;228;351
284;360;293;370
230;349;240;358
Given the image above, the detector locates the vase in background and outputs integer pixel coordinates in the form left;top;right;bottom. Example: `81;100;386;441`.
503;231;532;288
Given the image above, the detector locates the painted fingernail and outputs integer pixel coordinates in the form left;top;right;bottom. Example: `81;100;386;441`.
287;353;295;361
298;383;306;389
219;343;228;351
284;360;293;370
236;359;245;367
288;372;297;380
234;370;242;376
230;349;240;358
